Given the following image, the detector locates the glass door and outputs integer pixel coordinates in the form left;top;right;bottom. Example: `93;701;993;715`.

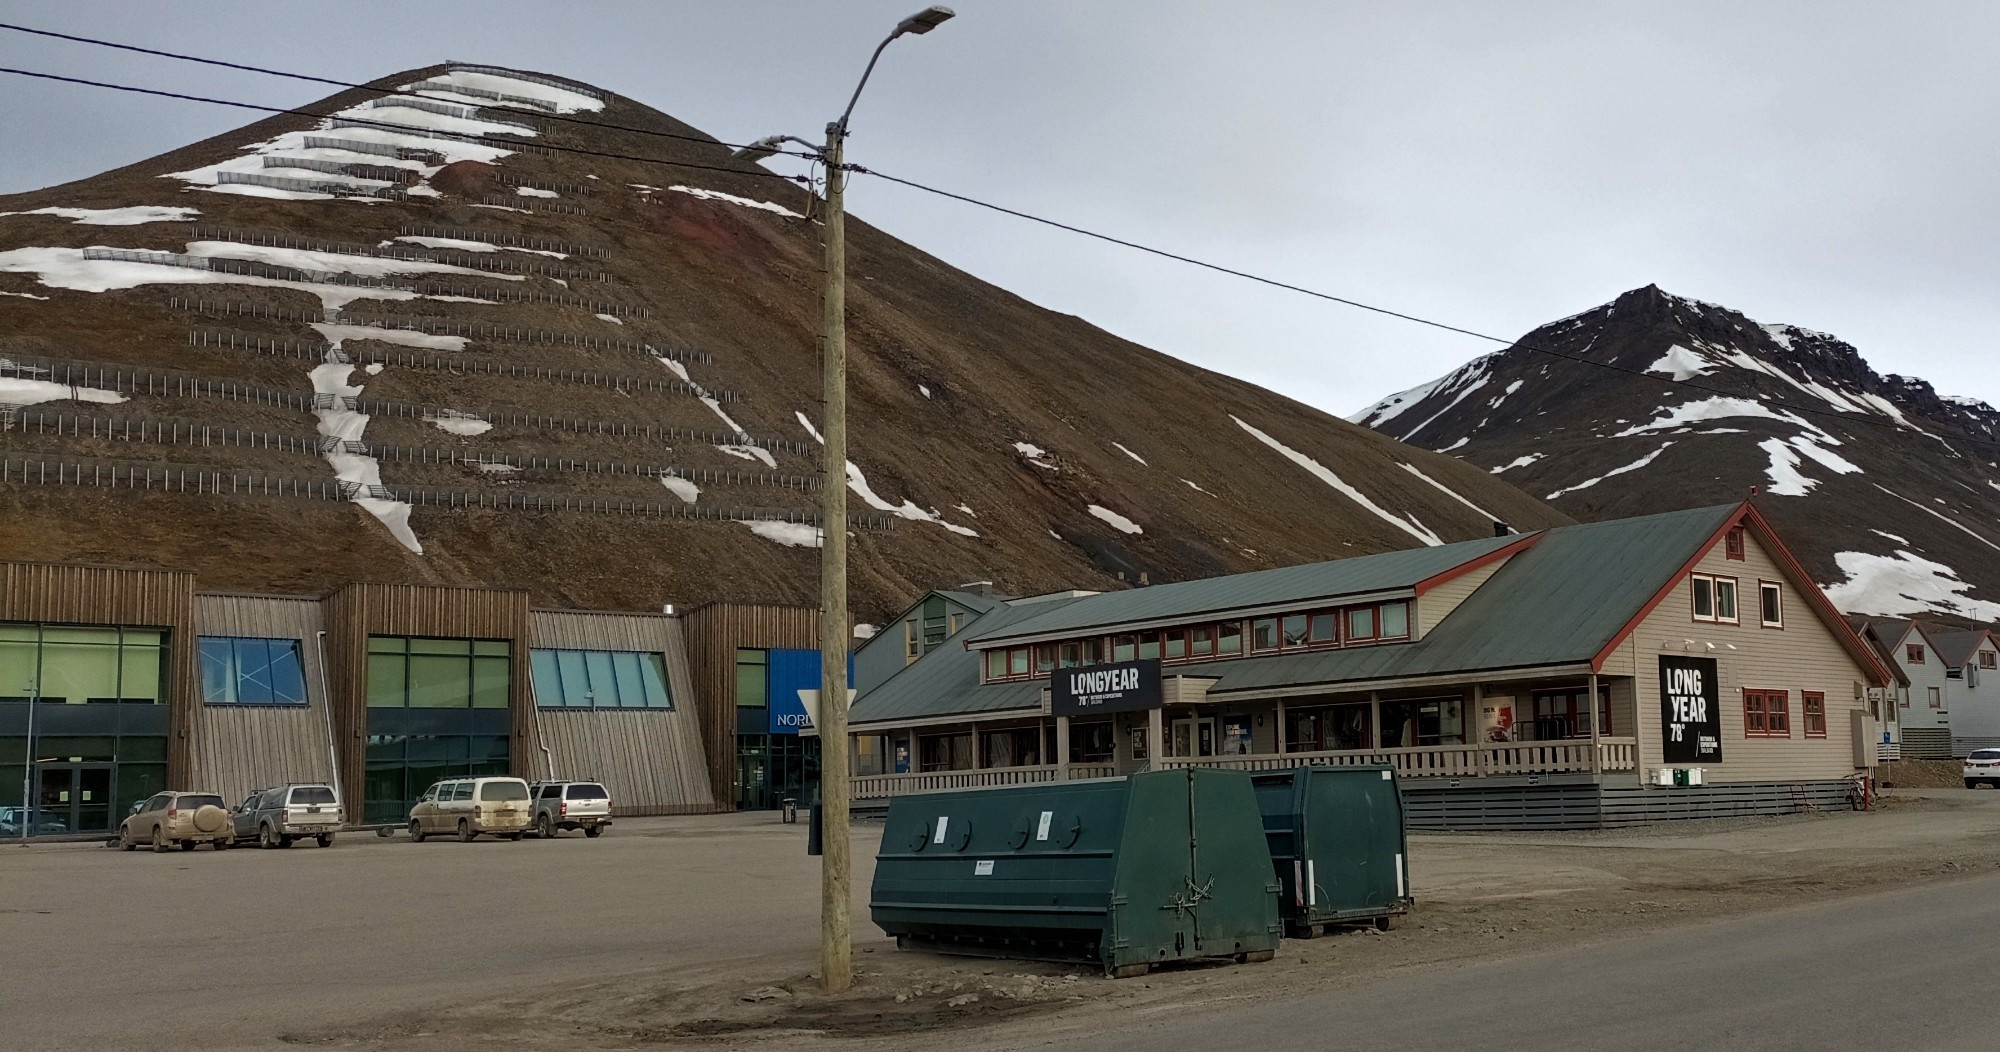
32;763;114;835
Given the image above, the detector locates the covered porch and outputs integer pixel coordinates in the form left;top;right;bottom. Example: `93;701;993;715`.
849;669;1642;800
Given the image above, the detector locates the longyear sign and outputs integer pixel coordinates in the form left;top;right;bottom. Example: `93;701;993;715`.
1050;659;1162;718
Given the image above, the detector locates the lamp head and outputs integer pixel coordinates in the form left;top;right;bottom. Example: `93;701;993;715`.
733;135;790;165
894;6;955;37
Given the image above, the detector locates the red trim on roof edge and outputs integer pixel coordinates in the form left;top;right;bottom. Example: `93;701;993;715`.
1413;532;1544;596
1588;502;1894;686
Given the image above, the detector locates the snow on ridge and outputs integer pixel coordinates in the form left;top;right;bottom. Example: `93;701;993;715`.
1112;442;1147;466
796;410;977;538
1873;484;2000;555
0;245;423;310
308;356;421;553
1182;478;1215;496
1398;463;1500;522
1613;396;1831;441
1821;549;1978;618
1013;441;1057;470
420;69;605;114
0;205;199;226
649;345;774;467
1490;453;1544;474
310;322;467;352
1348;353;1495;430
1870;529;1909;544
1233;415;1442;546
1088;505;1143;535
666;185;802;218
1758;438;1815;496
426;411;492;437
1546;442;1673;500
184;240;527;282
0;376;126;406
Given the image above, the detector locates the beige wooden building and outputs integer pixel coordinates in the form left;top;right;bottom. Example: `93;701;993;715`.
846;503;1893;828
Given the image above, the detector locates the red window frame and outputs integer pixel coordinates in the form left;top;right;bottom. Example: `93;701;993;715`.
1744;689;1790;737
1725;528;1746;560
1802;692;1826;738
1907;644;1926;664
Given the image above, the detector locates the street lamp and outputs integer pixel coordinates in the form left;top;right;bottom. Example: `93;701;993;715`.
733;5;954;996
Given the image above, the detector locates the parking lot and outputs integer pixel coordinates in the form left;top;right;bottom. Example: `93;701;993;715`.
4;813;874;1052
12;791;2000;1051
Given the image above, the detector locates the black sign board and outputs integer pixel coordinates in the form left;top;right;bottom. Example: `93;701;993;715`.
1051;659;1163;717
1658;655;1723;765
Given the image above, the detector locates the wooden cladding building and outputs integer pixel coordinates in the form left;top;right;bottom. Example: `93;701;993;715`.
1;560;747;833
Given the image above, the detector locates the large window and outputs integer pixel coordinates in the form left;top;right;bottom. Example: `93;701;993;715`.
734;648;767;707
0;624;163;704
199;636;307;705
363;733;509;825
366;637;510;709
531;648;672;709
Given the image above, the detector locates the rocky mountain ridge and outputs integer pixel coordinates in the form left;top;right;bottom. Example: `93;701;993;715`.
1355;285;2000;619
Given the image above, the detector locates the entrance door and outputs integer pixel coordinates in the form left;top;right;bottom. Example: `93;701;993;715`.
1170;718;1219;758
32;764;113;835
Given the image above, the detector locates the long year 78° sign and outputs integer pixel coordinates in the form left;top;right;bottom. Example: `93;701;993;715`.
1050;659;1163;717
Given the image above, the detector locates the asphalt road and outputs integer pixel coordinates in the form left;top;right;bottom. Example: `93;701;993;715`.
1017;871;2000;1052
0;814;884;1052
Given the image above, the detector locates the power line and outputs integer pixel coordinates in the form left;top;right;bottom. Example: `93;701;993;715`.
852;166;2000;456
0;21;818;161
3;55;1995;462
0;66;806;186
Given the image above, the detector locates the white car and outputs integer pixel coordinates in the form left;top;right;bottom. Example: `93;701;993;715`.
1964;749;2000;789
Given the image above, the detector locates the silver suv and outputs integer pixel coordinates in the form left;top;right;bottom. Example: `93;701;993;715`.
528;781;612;838
232;784;342;848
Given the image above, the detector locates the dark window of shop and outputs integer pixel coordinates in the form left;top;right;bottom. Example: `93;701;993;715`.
979;727;1041;768
1379;697;1464;748
199;636;307;705
1528;686;1610;740
1068;722;1115;763
1285;703;1372;752
920;733;972;772
1;623;169;835
363;636;512;824
531;648;672;709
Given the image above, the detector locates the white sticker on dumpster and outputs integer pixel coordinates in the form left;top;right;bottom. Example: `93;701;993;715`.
974;860;994;876
934;816;948;844
1381;770;1392;781
1036;810;1053;842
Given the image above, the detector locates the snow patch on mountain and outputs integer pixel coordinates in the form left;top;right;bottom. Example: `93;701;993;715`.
742;520;820;548
1349;354;1494;433
1113;442;1147;466
1233;415;1442;546
798;410;977;538
0;376;126;406
1088;505;1143;535
1490;453;1545;474
1399;463;1500;522
1646;345;1717;381
1822;549;1978;617
0;206;199;226
1546;442;1674;500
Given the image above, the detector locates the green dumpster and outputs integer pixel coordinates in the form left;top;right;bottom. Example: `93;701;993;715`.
1252;765;1412;938
870;768;1283;977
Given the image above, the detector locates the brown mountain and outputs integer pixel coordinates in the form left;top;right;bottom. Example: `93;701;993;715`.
1354;285;2000;620
0;63;1566;622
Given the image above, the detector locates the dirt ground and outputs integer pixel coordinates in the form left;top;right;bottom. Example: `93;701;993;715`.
277;787;2000;1051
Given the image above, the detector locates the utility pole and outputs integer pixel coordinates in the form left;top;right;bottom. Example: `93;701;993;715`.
737;6;956;996
816;115;853;994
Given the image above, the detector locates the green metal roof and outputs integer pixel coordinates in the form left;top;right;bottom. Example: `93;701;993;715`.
963;531;1529;647
849;594;1088;724
850;504;1742;725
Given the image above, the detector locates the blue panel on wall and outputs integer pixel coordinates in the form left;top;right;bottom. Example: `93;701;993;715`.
767;649;852;735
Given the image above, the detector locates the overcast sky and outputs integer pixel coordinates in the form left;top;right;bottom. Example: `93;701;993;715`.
3;1;1996;419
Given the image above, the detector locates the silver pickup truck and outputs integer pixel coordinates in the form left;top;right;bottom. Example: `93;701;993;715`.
233;783;342;848
527;780;612;838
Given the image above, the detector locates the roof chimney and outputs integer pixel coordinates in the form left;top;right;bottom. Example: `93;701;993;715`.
1138;571;1150;586
1493;521;1512;537
957;580;995;597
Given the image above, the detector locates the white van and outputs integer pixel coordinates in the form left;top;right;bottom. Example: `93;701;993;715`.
408;776;533;842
